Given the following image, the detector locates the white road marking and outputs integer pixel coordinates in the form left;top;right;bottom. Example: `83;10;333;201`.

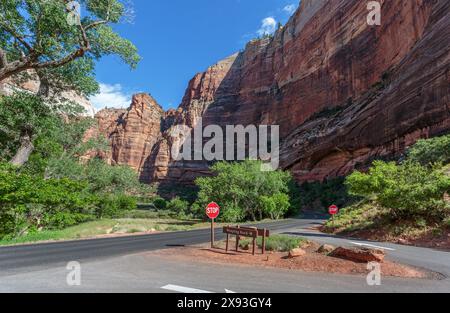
225;289;236;293
161;284;213;293
350;242;396;251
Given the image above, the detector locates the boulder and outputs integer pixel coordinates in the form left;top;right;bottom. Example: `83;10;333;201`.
288;248;306;259
330;247;385;263
317;244;336;254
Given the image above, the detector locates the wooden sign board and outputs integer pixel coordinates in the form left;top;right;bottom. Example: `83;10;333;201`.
223;226;270;255
223;227;257;238
239;227;270;238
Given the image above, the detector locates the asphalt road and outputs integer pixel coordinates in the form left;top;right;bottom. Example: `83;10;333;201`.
0;218;449;293
0;219;320;273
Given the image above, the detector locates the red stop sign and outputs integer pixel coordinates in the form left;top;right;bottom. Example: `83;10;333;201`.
329;205;339;215
206;202;220;219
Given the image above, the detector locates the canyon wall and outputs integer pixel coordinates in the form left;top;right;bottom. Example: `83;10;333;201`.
93;0;450;186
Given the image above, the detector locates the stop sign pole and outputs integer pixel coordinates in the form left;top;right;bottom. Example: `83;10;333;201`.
329;205;339;225
206;202;220;248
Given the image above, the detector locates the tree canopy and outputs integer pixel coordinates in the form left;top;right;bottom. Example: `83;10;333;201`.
0;0;140;95
194;161;294;222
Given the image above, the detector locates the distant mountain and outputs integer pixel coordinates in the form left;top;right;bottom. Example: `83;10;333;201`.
91;0;450;186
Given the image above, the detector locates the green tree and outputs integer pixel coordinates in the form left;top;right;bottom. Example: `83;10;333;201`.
407;135;450;166
0;0;140;95
0;92;57;166
346;161;450;219
0;162;94;238
194;161;293;222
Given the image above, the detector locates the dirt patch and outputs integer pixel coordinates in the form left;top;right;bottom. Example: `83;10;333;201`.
148;240;433;279
335;228;450;251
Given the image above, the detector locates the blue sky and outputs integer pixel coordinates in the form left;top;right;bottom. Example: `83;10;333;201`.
90;0;299;111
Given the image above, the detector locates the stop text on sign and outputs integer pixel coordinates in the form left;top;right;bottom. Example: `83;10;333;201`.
329;205;339;215
206;202;220;219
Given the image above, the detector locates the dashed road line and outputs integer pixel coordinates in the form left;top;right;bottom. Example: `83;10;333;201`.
350;242;396;251
161;284;213;293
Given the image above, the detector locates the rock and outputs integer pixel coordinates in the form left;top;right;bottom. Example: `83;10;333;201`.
317;244;336;254
330;247;385;263
288;248;306;259
89;0;450;187
0;69;96;117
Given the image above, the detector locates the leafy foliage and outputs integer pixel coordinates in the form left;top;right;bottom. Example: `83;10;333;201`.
298;177;357;213
194;161;294;222
0;0;140;95
0;95;151;240
0;162;94;238
241;235;307;252
0;92;55;161
346;161;450;220
407;135;450;166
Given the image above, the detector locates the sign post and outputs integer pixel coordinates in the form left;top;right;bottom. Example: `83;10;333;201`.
329;204;339;225
206;202;220;248
223;226;270;255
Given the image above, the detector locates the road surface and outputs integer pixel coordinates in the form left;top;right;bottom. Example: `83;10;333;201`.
0;218;449;293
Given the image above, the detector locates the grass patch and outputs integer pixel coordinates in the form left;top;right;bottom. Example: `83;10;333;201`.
322;200;450;241
240;234;307;252
0;216;227;246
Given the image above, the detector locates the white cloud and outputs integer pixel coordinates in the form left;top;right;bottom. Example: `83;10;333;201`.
283;4;297;15
257;17;277;36
89;83;131;111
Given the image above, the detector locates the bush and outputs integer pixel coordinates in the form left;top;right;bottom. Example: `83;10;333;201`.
44;212;94;230
166;197;189;212
152;197;168;210
241;234;306;252
96;194;137;218
408;135;450;166
194;160;293;222
166;197;190;219
346;161;450;220
259;193;290;220
443;216;450;229
0;163;94;238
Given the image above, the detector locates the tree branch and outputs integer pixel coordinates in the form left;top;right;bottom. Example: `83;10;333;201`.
0;5;112;81
0;20;34;53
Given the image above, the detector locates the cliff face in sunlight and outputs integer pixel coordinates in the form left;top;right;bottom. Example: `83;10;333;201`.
91;0;450;185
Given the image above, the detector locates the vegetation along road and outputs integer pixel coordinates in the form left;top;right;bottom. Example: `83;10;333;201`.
0;218;449;293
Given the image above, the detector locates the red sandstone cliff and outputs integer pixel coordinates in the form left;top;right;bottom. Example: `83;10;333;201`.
93;0;450;185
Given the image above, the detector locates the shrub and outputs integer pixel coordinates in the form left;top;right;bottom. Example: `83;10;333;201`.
408;135;450;166
166;197;190;219
444;217;450;229
241;234;306;252
152;197;168;210
0;163;95;238
259;193;290;220
194;160;293;222
96;194;137;218
346;161;450;220
166;197;189;212
44;212;94;230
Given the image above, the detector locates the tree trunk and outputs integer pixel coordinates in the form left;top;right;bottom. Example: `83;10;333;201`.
10;133;34;166
37;71;50;97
